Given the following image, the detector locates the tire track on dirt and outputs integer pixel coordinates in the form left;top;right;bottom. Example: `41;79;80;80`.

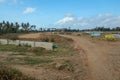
62;35;114;80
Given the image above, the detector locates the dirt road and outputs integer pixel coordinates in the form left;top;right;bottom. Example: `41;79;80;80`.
62;35;120;80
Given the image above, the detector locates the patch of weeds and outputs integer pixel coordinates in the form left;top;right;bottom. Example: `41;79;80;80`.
6;57;25;65
50;43;74;57
0;35;75;58
0;65;36;80
24;57;53;65
63;60;74;72
28;47;45;53
5;56;53;65
0;44;42;53
41;37;49;42
53;60;74;72
18;52;26;55
28;47;49;56
0;44;28;52
10;52;26;56
22;43;31;47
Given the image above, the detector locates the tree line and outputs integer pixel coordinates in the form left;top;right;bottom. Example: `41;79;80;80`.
0;21;36;34
1;21;120;34
82;27;120;31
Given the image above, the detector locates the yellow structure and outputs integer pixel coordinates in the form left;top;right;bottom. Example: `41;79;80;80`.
105;34;115;40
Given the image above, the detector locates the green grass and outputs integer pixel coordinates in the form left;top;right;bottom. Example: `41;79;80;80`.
5;56;53;65
0;35;75;66
0;37;74;66
0;34;75;57
33;42;74;57
0;44;49;55
0;38;74;57
0;44;29;52
10;52;26;56
24;57;53;65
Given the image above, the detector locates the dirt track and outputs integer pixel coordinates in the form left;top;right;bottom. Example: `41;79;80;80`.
63;35;120;80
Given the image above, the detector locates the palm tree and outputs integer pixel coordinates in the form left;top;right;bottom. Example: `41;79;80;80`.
6;21;11;33
21;22;30;32
15;22;20;33
0;23;2;34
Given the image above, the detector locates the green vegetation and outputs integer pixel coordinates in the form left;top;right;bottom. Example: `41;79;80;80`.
24;57;53;65
5;56;53;65
0;21;37;34
0;44;30;52
50;38;55;42
0;35;75;67
0;34;74;57
0;44;47;53
41;37;55;42
0;42;73;57
0;34;75;80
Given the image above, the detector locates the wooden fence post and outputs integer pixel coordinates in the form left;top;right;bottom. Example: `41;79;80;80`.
19;40;20;46
34;41;35;47
7;39;9;44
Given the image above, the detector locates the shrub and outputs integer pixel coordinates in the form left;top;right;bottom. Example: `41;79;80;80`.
50;38;55;42
41;37;49;42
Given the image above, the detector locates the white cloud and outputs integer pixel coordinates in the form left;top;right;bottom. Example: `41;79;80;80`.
54;14;120;29
0;0;5;2
23;7;36;14
54;16;74;25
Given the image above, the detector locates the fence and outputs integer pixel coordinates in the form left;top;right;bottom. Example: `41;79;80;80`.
0;39;53;50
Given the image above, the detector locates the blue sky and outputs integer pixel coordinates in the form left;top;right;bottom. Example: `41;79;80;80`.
0;0;120;29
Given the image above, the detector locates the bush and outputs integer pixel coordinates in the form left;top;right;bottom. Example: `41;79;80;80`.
50;38;55;42
41;37;49;42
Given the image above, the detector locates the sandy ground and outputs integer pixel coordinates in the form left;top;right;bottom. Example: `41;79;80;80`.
63;35;120;80
18;33;41;39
